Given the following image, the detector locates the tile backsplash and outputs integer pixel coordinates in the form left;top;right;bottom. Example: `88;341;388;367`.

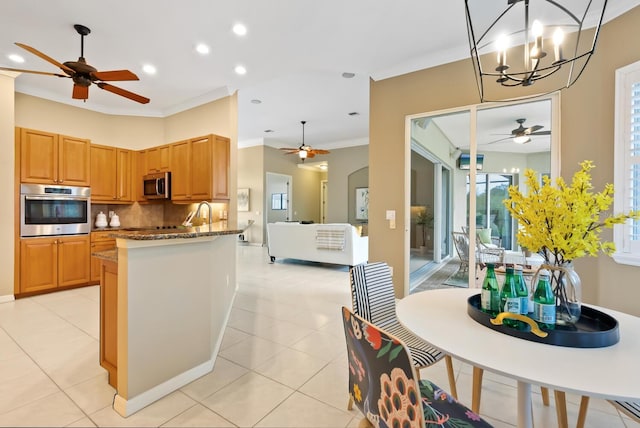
92;201;229;229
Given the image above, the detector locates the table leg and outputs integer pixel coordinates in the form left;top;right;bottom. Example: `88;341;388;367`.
517;381;533;428
554;390;568;428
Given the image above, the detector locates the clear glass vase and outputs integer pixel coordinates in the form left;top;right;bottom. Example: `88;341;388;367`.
547;262;582;325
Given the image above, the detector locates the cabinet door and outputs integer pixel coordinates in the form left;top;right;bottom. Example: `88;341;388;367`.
190;136;212;201
170;140;191;200
212;136;230;199
100;260;118;388
20;128;58;184
58;236;90;287
91;145;118;201
20;238;58;293
116;149;133;202
146;145;171;173
58;135;91;186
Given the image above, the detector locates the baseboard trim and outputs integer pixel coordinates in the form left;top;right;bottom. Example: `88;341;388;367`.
0;294;15;304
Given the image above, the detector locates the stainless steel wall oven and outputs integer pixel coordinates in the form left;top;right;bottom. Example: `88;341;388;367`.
20;184;91;237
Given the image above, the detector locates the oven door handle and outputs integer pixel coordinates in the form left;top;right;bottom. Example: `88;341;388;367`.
24;195;89;202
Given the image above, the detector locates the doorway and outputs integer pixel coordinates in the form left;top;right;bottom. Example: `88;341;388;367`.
265;173;292;239
410;141;454;287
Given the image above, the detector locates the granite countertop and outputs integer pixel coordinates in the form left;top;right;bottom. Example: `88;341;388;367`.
108;223;245;241
92;249;118;262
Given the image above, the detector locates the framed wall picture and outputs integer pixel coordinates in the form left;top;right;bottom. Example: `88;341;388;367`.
237;188;249;212
355;187;369;220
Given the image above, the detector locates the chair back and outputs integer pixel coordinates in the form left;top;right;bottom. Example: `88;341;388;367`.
452;231;470;263
349;262;396;327
341;306;424;427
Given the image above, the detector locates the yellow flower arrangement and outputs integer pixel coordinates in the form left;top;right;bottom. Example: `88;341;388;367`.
503;160;640;264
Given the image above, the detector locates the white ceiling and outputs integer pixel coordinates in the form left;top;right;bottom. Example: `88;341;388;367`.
1;1;638;151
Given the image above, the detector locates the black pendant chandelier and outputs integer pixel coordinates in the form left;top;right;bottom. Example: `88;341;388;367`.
465;0;608;102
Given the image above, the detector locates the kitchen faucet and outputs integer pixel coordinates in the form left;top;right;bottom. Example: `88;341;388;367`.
195;201;212;226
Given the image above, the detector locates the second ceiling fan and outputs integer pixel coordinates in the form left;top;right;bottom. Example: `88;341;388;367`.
280;121;330;162
485;118;551;145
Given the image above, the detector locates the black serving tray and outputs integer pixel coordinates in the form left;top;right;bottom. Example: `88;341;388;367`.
467;294;619;348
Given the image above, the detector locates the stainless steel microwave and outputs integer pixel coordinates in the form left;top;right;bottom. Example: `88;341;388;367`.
143;172;171;199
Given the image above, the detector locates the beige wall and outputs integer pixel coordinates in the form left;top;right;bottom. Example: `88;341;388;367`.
15;93;164;149
263;146;323;224
324;145;369;224
370;6;640;313
0;73;16;300
237;144;369;245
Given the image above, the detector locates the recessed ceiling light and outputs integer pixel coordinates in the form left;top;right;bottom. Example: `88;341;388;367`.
319;164;328;170
142;64;157;75
264;129;274;133
342;72;355;78
8;54;24;63
348;112;360;116
195;43;210;55
233;23;247;36
251;99;262;104
234;65;247;75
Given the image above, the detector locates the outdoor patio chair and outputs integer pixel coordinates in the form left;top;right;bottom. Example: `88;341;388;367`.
341;306;493;427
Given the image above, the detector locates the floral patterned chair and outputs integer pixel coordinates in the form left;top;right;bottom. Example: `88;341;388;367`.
341;306;493;428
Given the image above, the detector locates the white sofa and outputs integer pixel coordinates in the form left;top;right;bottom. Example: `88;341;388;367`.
266;222;368;266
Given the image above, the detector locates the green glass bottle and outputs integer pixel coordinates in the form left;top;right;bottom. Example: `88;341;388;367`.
533;269;556;330
500;266;521;327
480;263;500;315
514;265;529;315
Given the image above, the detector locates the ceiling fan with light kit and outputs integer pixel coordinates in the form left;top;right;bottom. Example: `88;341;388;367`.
279;121;330;162
0;24;150;104
484;118;550;145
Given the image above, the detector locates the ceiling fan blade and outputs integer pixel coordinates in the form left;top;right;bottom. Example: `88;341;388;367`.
0;66;69;78
72;84;89;100
481;136;512;145
96;82;150;104
15;42;75;74
92;69;139;81
310;149;330;154
525;125;544;134
306;152;316;158
530;130;551;136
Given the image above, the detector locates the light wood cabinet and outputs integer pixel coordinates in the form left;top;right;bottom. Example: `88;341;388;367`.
100;258;118;388
90;231;116;283
212;135;230;199
170;135;230;202
19;128;90;185
20;235;90;294
90;144;134;203
145;145;171;173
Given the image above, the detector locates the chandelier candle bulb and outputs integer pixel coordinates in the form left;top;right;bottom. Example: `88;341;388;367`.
553;28;565;63
531;20;544;59
496;35;508;70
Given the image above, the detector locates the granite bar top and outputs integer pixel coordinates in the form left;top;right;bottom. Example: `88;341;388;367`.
93;249;118;262
108;223;245;241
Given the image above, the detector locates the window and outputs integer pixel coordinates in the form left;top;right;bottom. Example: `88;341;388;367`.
466;173;514;250
613;60;640;266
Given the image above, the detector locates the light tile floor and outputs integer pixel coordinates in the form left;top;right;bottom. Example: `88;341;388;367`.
0;245;637;427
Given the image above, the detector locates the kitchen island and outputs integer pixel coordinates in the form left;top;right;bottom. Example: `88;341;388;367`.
94;223;243;417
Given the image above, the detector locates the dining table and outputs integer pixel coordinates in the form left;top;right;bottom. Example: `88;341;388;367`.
396;288;640;428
